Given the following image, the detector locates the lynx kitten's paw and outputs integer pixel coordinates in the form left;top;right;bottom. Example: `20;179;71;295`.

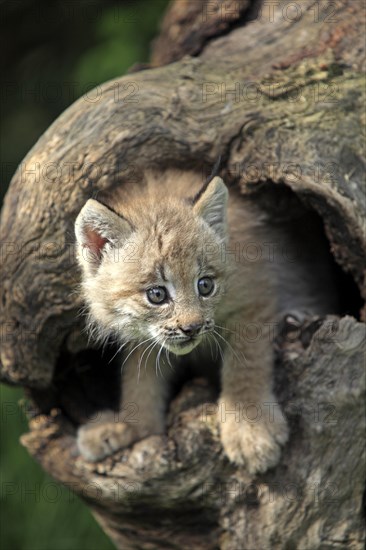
77;411;138;462
218;399;289;474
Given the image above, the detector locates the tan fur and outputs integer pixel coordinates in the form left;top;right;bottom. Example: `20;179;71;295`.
75;170;336;472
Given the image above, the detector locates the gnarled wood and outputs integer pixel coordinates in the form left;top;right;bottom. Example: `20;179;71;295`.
21;317;366;549
1;0;365;548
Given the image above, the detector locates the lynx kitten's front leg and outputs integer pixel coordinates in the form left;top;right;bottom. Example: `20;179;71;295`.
218;324;289;474
77;346;171;461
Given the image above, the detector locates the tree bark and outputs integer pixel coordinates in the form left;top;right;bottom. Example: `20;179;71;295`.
1;0;365;548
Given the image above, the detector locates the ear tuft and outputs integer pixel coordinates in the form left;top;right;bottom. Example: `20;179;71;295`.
75;199;133;275
192;176;228;239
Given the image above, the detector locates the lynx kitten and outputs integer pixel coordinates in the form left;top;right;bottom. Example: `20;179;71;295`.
75;170;334;474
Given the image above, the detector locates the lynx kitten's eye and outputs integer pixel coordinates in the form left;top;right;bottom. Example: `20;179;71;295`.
147;286;168;304
198;277;214;296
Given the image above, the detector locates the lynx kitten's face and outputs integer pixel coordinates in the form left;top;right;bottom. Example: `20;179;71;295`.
75;177;228;356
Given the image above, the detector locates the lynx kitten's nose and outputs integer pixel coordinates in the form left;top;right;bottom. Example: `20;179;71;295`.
180;323;202;337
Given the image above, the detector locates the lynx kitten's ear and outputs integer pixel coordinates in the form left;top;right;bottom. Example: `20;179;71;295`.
75;199;133;275
192;176;228;240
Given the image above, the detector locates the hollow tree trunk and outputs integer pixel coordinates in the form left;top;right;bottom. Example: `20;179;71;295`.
1;1;365;549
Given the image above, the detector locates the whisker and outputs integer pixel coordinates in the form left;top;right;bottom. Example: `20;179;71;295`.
205;332;215;361
214;323;237;336
137;341;154;382
137;340;153;370
98;333;111;357
155;346;159;378
164;347;174;370
108;340;129;365
213;329;246;367
144;340;159;372
212;333;224;362
212;333;220;361
138;340;160;380
156;342;165;379
121;336;155;372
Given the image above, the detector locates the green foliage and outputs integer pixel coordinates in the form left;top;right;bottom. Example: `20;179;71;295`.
1;1;169;548
73;1;169;91
0;384;116;550
0;0;169;203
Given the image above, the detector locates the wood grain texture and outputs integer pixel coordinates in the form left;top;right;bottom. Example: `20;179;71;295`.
1;0;365;548
21;318;366;549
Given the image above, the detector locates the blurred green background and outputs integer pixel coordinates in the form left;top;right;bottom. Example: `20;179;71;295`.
0;1;169;548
